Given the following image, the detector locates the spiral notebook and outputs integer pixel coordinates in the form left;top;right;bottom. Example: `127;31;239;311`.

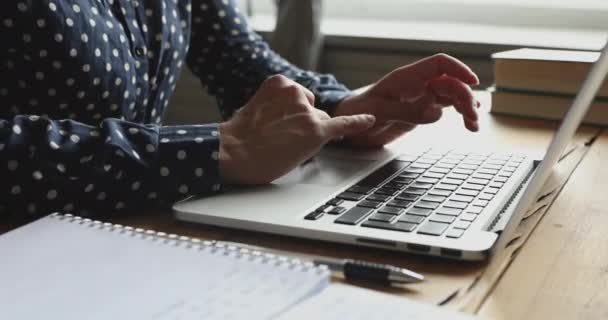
0;214;476;320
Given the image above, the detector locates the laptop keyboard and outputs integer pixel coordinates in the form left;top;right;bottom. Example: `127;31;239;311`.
304;149;525;239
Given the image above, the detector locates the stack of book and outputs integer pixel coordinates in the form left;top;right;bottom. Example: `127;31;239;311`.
490;48;608;125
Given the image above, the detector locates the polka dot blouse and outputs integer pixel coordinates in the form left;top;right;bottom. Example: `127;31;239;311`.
0;0;352;219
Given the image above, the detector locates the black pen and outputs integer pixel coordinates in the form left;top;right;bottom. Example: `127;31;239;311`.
313;256;424;284
214;241;424;285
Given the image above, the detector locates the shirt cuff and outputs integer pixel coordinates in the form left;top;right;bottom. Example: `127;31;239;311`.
157;124;222;199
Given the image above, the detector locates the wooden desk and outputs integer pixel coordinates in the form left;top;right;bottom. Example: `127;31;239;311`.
479;130;608;320
0;91;605;318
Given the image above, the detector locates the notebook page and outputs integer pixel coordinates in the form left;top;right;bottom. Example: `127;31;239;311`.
276;284;479;320
0;215;329;320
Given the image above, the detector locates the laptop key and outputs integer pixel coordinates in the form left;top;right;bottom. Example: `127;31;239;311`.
374;188;400;196
378;206;404;215
404;187;426;195
483;164;502;170
460;213;477;222
407;207;432;217
447;173;469;180
410;182;433;189
386;199;412;208
368;213;396;222
417;221;449;236
366;194;391;202
458;164;478;170
396;193;419;202
473;200;489;207
417;177;440;184
326;198;344;206
446;228;465;238
462;183;484;191
485;187;500;195
495;176;508;183
453;220;471;229
415;201;439;210
327;206;347;215
399;172;419;179
391;177;414;184
436;162;456;169
468;178;490;185
435;183;458;191
398;214;425;224
456;189;479;197
442;178;464;185
428;188;452;197
403;168;426;174
411;162;432;169
478;193;494;201
357;200;383;209
472;173;494;180
361;220;417;232
384;182;406;190
304;211;324;220
429;167;451;174
444;201;468;209
450;195;474;203
423;172;445;179
422;195;446;203
429;214;456;224
335;207;374;225
436;207;462;216
467;206;484;214
489;182;504;189
478;168;498;175
452;168;474;175
358;160;411;187
347;186;374;194
337;192;365;201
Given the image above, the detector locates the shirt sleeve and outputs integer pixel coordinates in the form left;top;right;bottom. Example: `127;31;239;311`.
186;0;354;120
1;114;221;221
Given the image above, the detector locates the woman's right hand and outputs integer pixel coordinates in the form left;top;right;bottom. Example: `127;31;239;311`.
219;75;376;185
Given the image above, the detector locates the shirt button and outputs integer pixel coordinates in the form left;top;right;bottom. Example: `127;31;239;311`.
134;46;146;57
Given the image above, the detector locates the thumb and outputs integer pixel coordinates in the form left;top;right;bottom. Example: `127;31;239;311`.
322;114;376;140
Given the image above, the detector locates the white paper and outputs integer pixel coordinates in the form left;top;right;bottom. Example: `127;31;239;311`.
276;284;479;320
0;215;329;320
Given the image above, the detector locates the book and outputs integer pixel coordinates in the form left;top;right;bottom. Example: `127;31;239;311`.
490;88;608;126
0;213;476;320
492;48;608;98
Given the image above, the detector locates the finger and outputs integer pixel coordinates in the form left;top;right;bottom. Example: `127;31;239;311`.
300;86;315;106
415;54;479;85
428;76;478;122
464;117;479;132
314;109;331;121
363;93;438;125
387;54;479;100
322;114;376;140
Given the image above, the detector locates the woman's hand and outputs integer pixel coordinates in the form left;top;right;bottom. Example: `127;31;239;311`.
219;75;376;185
333;53;481;147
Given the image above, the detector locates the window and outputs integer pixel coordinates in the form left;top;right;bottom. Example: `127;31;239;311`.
243;0;608;31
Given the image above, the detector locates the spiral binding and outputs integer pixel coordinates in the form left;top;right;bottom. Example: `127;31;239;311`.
49;213;328;275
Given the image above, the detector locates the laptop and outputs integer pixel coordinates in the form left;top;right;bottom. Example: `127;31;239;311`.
174;43;608;261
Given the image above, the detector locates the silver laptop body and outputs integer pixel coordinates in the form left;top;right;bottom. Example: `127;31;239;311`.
174;42;608;261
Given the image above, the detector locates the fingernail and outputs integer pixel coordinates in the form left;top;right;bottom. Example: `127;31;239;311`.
363;114;376;123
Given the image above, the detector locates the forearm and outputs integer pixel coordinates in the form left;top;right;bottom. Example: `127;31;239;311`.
1;115;222;220
186;0;354;119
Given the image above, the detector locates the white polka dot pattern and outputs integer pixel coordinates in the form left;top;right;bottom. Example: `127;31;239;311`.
0;0;351;218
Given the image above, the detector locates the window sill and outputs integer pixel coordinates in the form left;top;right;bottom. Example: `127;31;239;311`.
250;15;606;55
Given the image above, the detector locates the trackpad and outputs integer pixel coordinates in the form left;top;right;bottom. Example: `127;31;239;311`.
273;155;376;188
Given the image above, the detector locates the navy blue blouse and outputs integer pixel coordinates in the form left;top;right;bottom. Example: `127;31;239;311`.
0;0;351;219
